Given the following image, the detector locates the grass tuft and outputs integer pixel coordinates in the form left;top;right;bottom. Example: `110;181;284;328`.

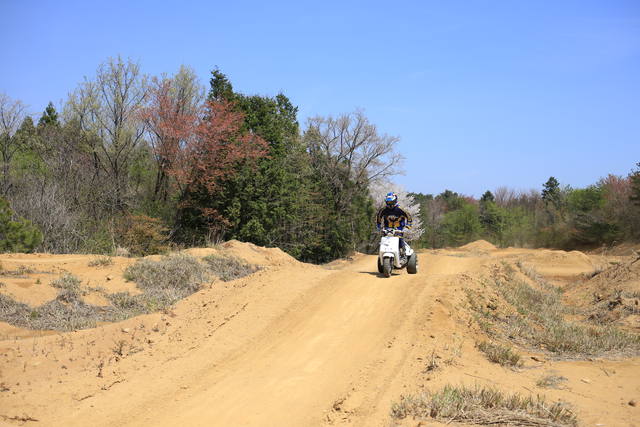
390;384;577;426
477;341;523;367
50;273;84;303
536;374;567;389
202;254;260;282
88;256;114;267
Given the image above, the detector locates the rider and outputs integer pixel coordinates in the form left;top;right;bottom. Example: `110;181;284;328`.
376;192;412;256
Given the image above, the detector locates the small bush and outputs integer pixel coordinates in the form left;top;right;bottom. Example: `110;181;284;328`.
124;253;208;291
0;196;43;253
477;341;523;367
123;253;210;309
50;274;83;303
117;214;169;256
202;254;260;282
107;292;147;319
0;291;111;331
390;384;577;426
88;256;114;267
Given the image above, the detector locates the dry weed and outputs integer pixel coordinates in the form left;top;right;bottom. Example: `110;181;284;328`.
390;384;576;426
88;256;114;267
202;254;260;282
536;374;567;389
468;265;640;357
477;341;523;367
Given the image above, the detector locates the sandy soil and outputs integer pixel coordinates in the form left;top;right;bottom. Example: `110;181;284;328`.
1;243;639;426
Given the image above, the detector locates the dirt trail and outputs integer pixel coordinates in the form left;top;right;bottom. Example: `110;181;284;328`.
1;247;639;426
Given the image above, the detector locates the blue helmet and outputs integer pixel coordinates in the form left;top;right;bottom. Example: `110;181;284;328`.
385;192;398;208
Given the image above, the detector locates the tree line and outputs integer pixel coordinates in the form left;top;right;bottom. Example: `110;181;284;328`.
411;171;640;250
0;57;401;262
1;56;638;260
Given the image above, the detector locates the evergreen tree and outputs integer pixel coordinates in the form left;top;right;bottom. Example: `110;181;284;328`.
480;190;495;204
0;196;42;252
206;70;324;259
38;102;60;128
542;177;561;209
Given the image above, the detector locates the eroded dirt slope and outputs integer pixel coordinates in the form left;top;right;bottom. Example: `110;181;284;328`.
1;243;639;426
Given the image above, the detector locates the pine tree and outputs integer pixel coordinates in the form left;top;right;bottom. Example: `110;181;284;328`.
37;102;60;128
0;196;43;252
542;177;561;208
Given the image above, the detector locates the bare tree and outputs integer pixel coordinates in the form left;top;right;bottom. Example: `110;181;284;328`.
304;110;403;209
0;93;28;195
65;56;148;209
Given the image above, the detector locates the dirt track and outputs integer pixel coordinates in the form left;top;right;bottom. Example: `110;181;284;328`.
1;244;639;426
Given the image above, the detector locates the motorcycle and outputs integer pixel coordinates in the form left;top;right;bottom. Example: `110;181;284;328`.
377;228;418;277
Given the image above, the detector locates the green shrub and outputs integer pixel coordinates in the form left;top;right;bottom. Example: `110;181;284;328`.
0;196;42;252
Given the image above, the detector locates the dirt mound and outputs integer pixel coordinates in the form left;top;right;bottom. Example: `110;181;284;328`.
565;255;640;329
458;240;497;251
521;249;595;282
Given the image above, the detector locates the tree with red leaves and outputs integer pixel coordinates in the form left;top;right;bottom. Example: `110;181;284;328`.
141;68;203;202
172;99;268;239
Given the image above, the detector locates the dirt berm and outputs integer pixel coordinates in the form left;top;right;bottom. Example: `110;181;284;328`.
1;241;639;426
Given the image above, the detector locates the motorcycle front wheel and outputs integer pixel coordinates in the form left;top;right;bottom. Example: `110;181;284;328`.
377;257;384;274
383;257;392;277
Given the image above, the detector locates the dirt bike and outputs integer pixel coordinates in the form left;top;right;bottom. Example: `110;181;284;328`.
377;228;418;277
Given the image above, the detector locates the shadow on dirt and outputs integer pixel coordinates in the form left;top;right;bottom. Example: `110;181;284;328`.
358;271;391;278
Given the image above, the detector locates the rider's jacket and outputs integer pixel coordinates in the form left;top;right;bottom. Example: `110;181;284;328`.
376;205;412;230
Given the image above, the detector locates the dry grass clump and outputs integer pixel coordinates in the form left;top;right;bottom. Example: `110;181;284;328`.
0;274;111;331
124;253;208;292
0;264;37;277
477;341;523;367
536;374;567;389
50;273;84;303
0;252;260;331
468;265;640;357
88;256;114;267
202;254;260;282
498;278;639;355
390;384;577;426
517;261;560;294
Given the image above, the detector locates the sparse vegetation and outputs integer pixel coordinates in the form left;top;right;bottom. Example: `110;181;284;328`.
202;254;260;281
0;264;37;277
467;265;640;357
477;341;523;367
50;273;84;302
0;253;258;331
390;384;577;426
88;256;114;267
537;374;567;389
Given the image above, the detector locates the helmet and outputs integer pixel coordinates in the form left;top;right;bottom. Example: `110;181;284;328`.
385;192;398;208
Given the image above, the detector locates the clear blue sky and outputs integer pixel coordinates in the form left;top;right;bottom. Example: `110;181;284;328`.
2;0;639;197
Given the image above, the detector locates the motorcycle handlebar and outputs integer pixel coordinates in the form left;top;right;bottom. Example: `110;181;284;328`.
381;228;404;236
